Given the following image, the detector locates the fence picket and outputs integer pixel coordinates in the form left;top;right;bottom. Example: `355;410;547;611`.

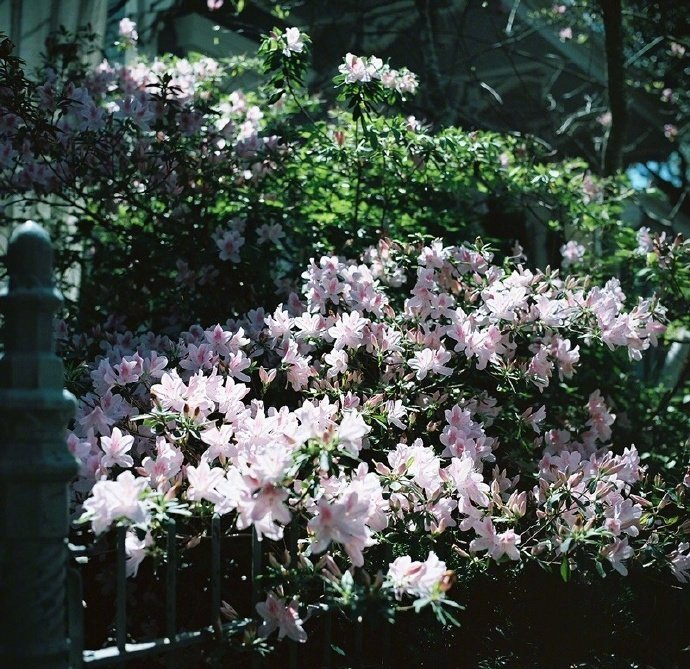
166;520;177;669
383;612;391;665
323;605;332;669
355;616;364;669
383;543;392;665
210;514;221;625
115;525;127;659
251;529;262;669
68;567;85;669
288;523;299;669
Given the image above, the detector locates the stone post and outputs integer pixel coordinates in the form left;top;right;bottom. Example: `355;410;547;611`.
0;222;79;668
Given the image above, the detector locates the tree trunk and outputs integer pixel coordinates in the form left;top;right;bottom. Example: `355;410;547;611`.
599;0;627;176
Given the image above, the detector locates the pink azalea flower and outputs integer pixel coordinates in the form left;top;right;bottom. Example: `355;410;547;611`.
328;311;368;350
118;18;138;43
186;460;225;504
82;471;151;535
100;427;135;469
408;347;452;380
600;537;634;576
668;543;690;583
469;517;521;561
125;529;153;577
256;592;307;643
446;456;490;509
307;494;372;566
324;349;348;377
213;227;245;262
338;53;372;83
384;399;408;429
386;551;447;599
138;437;184;491
560;240;586;268
521;405;546;433
337;410;370;455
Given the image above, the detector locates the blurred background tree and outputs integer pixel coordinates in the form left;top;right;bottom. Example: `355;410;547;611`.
2;0;687;214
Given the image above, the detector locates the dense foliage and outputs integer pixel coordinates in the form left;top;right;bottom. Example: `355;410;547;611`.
0;24;627;328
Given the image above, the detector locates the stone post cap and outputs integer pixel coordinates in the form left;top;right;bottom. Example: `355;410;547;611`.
6;221;54;289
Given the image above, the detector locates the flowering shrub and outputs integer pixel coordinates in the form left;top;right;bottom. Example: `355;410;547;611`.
1;21;689;666
1;25;625;331
61;232;689;659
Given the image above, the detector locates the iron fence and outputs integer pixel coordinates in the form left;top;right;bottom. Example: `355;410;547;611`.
68;518;226;668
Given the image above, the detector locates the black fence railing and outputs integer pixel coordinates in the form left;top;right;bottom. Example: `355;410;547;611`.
68;517;233;668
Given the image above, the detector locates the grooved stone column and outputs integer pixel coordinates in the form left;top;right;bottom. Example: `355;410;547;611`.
0;222;78;668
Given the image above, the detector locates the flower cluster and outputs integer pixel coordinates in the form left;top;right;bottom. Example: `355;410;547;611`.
386;552;450;600
1;23;630;337
0;26;294;325
0;44;281;195
338;53;418;95
65;235;686;644
636;226;689;269
118;18;138;46
560;240;586;268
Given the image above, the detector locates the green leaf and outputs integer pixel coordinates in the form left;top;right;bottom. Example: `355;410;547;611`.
267;89;284;106
560;556;571;583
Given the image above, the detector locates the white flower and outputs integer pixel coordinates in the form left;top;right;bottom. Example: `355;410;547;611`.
118;18;138;42
100;426;135;469
447;456;490;508
282;27;304;57
82;471;151;535
186;459;225;504
328;311;367;350
469;517;521;561
125;529;153;577
338;53;372;83
408;348;434;380
213;228;245;263
384;399;408;429
408;347;452;380
324;349;348;378
560;240;586;268
635;227;654;255
307;493;373;566
337;410;370;455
